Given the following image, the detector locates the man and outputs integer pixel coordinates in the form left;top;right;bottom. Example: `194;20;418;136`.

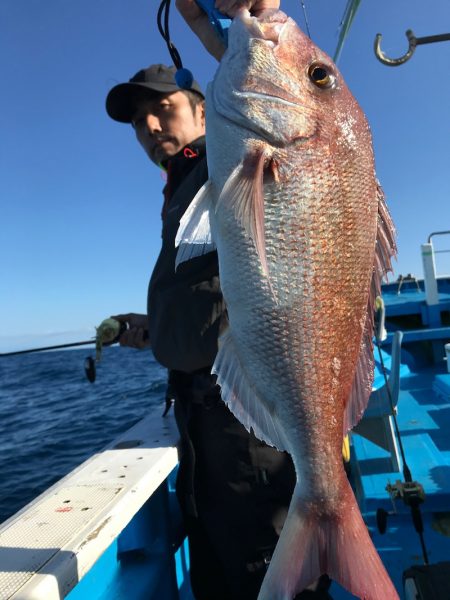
105;7;331;600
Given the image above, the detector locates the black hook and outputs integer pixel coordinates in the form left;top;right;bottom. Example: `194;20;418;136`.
375;29;450;66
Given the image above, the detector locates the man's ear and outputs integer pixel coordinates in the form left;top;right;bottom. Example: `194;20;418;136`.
199;101;206;126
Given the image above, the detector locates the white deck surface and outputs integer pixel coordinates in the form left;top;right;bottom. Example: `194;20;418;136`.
0;404;180;599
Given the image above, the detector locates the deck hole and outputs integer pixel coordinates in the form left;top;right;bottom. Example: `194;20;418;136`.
137;457;143;460
119;475;126;478
63;500;71;504
101;469;108;473
81;507;90;511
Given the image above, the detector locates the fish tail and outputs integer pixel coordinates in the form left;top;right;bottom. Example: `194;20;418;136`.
258;482;399;600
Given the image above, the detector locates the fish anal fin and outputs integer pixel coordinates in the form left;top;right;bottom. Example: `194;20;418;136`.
212;327;286;452
175;180;216;269
344;185;397;433
218;150;269;276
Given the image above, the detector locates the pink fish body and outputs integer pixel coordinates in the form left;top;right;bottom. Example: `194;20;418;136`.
176;9;398;600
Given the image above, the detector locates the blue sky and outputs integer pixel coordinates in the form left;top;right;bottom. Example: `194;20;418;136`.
1;0;449;351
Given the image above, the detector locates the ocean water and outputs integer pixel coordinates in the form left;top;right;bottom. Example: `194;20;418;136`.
0;345;167;524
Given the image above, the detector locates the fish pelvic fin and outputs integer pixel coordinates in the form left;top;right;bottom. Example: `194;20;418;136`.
212;326;287;451
216;150;270;278
344;184;397;433
258;481;399;600
175;180;216;269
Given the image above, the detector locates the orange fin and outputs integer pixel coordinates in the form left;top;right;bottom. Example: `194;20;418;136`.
258;480;399;600
344;185;397;433
217;151;269;277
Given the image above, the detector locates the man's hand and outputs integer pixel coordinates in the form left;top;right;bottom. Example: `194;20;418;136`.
215;0;280;17
176;0;227;60
110;313;150;350
176;0;281;60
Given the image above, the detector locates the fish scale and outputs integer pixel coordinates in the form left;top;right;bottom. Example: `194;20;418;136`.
176;8;397;599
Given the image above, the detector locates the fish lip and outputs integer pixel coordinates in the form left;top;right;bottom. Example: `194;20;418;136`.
236;8;288;46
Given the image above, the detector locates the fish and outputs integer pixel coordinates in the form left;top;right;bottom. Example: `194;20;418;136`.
176;8;398;600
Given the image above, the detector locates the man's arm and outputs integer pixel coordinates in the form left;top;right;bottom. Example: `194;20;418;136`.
176;0;281;60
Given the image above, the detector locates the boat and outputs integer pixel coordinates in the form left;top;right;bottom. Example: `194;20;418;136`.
1;232;449;599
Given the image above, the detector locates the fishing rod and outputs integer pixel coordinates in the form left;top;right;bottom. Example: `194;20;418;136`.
1;318;128;384
0;340;96;357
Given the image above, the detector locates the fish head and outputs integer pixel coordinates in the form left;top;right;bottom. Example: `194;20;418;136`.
209;9;369;152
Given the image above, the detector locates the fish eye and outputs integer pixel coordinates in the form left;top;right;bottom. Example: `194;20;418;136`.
308;63;335;89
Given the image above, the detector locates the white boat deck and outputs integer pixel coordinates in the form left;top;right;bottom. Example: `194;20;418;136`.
0;405;180;599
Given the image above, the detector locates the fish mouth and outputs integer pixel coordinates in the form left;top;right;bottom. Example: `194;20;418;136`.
236;8;288;47
210;9;316;145
228;10;303;107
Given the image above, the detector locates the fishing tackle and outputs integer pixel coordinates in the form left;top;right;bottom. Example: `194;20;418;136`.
375;29;450;66
84;318;127;384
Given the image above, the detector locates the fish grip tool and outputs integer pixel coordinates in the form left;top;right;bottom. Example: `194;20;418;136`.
374;297;429;564
195;0;231;45
156;0;230;89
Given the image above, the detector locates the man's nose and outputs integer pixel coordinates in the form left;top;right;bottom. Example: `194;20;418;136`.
145;114;161;134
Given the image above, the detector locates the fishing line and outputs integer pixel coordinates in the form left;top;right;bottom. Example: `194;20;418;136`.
300;0;311;38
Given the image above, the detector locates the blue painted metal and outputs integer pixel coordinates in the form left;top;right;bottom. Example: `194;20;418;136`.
67;470;193;600
339;277;450;598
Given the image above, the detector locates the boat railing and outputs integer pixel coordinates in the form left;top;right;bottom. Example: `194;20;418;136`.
422;231;450;300
420;231;450;330
0;405;192;600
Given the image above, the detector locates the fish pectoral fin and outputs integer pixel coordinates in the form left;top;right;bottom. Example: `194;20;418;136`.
212;327;286;452
344;184;397;433
217;151;269;277
175;180;216;269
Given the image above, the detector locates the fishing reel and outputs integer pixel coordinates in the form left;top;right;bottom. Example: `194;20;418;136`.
84;318;128;383
376;479;426;534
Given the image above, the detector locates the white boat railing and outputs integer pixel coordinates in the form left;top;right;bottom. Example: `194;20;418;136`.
0;405;186;600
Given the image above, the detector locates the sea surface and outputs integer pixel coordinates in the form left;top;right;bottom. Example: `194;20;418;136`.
0;345;167;524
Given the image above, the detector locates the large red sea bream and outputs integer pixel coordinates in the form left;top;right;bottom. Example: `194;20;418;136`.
176;9;398;599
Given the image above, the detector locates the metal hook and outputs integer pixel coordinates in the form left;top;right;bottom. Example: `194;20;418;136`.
375;29;450;67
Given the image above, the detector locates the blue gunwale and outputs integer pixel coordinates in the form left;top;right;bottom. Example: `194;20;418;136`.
331;275;450;599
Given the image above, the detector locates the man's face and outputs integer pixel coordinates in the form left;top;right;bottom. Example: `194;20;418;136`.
132;91;205;164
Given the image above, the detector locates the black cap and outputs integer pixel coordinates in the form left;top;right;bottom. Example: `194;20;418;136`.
105;64;204;123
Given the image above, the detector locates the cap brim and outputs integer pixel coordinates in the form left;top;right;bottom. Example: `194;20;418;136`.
106;80;204;123
106;82;177;123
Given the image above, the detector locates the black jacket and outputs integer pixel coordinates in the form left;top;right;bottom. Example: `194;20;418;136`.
147;137;225;373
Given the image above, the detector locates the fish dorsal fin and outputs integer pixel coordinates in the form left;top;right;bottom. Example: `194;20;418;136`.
217;151;269;277
344;185;396;434
175;180;216;269
213;327;287;452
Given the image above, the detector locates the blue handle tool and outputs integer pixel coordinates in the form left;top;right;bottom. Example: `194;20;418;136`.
195;0;231;46
173;0;231;89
